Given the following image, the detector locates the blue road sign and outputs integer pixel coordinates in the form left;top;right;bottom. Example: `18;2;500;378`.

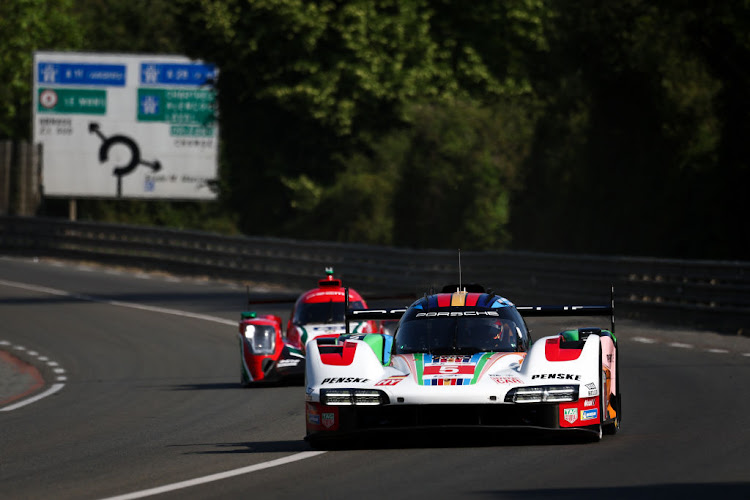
140;63;216;86
37;62;126;86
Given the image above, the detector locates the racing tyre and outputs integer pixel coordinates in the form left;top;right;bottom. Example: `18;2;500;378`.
603;341;620;435
591;346;605;442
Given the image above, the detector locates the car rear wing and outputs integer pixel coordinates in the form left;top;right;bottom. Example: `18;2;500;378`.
343;287;616;334
343;287;407;334
344;308;407;335
517;287;615;333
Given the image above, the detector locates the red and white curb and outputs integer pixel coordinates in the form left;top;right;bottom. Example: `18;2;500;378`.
0;339;67;412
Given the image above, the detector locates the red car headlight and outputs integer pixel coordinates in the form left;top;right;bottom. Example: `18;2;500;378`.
244;324;276;355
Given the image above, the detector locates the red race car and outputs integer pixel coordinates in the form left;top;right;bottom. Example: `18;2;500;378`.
239;268;375;385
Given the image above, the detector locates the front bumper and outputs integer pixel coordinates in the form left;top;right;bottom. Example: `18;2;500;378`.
306;400;600;438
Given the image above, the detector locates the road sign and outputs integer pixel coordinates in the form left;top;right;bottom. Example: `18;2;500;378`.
32;52;219;200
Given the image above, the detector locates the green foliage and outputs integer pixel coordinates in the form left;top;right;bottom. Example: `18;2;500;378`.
510;0;747;259
0;0;84;139
73;199;239;235
175;0;547;243
3;0;747;258
279;131;406;244
390;100;533;249
74;0;184;53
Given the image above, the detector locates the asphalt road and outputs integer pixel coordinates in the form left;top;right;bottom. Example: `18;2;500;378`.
1;256;749;500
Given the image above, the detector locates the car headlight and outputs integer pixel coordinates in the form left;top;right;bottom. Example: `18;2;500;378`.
243;324;276;355
504;385;578;403
320;389;389;406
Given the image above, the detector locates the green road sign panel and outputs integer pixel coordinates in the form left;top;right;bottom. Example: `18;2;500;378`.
38;88;106;114
138;88;215;134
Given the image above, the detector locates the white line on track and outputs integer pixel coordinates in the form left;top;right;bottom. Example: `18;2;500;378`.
0;279;235;326
1;277;330;497
0;383;65;412
668;342;693;349
98;451;327;500
0;277;235;415
0;340;67;411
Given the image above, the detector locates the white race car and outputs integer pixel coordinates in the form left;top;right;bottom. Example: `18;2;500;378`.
304;286;620;446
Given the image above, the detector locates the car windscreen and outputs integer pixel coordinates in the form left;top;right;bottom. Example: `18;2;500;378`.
294;300;365;324
394;310;527;355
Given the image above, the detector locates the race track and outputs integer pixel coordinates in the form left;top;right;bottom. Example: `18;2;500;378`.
1;256;749;499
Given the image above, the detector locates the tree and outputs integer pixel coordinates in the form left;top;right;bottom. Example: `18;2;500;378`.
510;0;738;258
176;0;548;243
0;0;84;139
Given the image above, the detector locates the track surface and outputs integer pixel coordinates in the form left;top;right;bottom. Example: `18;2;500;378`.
1;256;749;499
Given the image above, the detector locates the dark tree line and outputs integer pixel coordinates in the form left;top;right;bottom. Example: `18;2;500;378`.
2;0;747;259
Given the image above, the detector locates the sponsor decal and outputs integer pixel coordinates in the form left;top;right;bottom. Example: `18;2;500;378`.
276;359;301;368
433;355;472;363
309;325;345;333
416;311;500;318
531;373;581;381
424;364;475;377
581;409;598;421
306;403;320;425
583;398;597;407
375;376;406;386
321;377;369;384
307;291;343;298
490;375;524;384
564;408;578;424
585;382;597;396
416;352;492;386
427;378;471;386
322;412;336;429
606;354;613;363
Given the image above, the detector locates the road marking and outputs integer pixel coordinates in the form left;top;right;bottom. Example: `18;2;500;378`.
0;383;65;412
0;277;236;413
98;451;327;500
0;341;66;411
630;332;750;358
0;279;235;326
669;342;693;349
1;279;329;497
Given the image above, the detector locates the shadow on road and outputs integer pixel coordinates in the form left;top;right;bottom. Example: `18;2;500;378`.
479;483;750;499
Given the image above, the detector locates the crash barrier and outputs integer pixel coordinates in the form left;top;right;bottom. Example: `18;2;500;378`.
1;216;747;335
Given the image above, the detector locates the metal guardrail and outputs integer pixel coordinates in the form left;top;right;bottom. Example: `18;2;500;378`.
1;216;748;335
